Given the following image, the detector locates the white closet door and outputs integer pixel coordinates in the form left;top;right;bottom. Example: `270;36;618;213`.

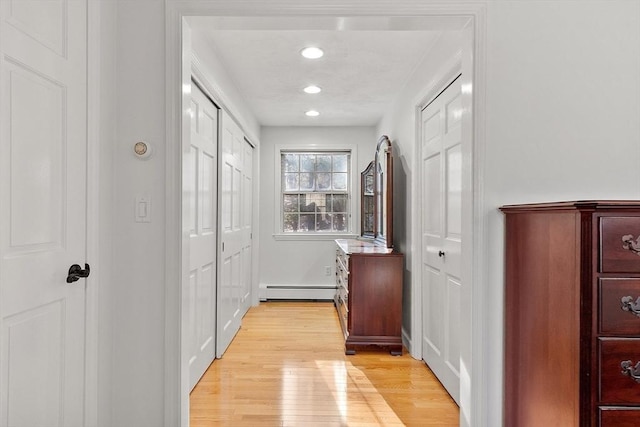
186;83;218;390
217;111;245;357
0;1;88;425
421;75;462;404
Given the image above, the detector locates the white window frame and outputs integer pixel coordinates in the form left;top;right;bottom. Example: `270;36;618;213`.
273;143;359;240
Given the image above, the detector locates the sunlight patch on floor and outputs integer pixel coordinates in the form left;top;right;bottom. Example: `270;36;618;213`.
282;360;404;426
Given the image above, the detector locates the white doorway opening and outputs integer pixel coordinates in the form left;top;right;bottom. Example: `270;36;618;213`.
166;4;487;427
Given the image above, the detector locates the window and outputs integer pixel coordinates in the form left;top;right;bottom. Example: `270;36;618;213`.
280;151;350;233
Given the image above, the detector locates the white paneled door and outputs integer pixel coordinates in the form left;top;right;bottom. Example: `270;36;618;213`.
218;111;253;358
421;75;462;404
0;1;88;426
186;83;218;390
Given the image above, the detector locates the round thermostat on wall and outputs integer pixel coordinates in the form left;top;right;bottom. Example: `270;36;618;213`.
133;141;152;159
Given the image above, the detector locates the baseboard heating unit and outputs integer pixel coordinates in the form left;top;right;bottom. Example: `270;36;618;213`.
259;284;336;301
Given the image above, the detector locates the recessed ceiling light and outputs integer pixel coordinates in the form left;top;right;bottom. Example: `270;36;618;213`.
301;47;324;59
305;110;320;117
303;85;322;94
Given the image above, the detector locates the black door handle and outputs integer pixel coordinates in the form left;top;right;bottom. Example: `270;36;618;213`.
67;263;90;283
438;251;445;257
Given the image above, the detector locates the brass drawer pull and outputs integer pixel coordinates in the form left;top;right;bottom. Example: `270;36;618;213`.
621;360;640;383
621;296;640;317
622;234;640;256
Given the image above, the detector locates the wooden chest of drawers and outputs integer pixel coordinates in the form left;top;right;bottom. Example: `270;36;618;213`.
501;201;640;427
334;239;404;355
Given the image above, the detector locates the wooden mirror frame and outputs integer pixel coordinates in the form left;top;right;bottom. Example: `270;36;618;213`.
360;135;393;247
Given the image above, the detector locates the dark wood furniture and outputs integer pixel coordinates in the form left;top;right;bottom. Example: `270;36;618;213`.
501;201;640;427
334;239;404;355
334;135;402;355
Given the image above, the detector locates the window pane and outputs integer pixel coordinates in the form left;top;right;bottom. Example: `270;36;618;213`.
283;194;299;212
284;173;299;191
282;154;299;172
332;214;347;232
300;195;316;212
300;173;314;191
283;213;299;232
317;214;332;231
332;173;347;190
299;214;315;231
332;194;347;212
307;193;327;211
317;173;331;190
316;155;331;172
300;154;315;172
333;155;348;172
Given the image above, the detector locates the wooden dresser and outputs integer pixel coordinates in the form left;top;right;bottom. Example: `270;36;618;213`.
501;201;640;426
334;239;404;355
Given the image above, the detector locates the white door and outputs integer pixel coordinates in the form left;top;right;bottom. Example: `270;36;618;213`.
186;83;218;390
421;75;462;404
217;111;245;357
0;1;88;426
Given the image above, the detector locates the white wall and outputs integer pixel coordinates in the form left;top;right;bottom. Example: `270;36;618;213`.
111;1;166;425
259;126;377;292
106;1;640;426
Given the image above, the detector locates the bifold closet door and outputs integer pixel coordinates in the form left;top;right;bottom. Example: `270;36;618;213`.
218;111;247;358
186;83;218;390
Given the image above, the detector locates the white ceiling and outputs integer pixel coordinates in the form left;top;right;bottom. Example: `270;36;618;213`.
188;17;442;127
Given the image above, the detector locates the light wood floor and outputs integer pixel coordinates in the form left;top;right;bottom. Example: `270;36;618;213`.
190;301;459;426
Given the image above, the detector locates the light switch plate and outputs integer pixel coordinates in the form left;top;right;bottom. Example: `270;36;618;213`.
135;195;151;223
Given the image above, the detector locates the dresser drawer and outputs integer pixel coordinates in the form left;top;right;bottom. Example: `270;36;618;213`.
600;339;640;404
601;217;640;273
599;407;640;427
337;284;348;304
601;279;640;335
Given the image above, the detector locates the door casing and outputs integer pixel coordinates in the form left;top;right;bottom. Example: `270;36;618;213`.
166;4;488;427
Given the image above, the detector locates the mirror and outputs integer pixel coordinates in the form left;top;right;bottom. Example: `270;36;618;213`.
360;135;394;248
361;161;375;237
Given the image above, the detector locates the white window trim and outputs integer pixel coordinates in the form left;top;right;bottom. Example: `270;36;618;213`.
273;143;359;240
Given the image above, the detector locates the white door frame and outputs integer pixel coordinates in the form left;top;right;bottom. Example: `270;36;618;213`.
85;0;102;425
165;3;488;427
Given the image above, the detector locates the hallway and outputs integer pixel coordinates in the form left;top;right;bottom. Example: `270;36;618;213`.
190;302;459;426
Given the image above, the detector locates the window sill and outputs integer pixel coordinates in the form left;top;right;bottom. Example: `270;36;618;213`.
272;233;359;241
